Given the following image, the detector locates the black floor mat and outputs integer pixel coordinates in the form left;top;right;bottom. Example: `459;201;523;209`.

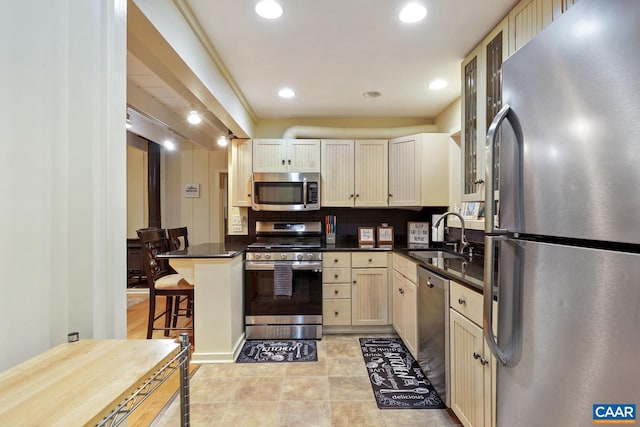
236;340;318;363
359;337;445;409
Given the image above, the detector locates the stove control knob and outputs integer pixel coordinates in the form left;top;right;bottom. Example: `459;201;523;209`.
281;253;287;259
297;254;303;260
254;253;261;259
307;253;314;259
265;253;271;259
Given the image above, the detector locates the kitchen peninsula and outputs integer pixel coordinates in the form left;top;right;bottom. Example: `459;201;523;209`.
158;243;244;363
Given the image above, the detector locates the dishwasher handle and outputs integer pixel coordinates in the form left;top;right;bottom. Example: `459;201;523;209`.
417;267;448;290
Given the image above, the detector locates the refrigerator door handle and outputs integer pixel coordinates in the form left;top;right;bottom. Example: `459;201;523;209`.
484;235;512;366
485;104;523;234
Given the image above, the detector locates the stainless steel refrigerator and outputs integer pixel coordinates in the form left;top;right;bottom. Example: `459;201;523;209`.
483;1;640;426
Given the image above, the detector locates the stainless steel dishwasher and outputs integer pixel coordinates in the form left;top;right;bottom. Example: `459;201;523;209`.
417;266;450;407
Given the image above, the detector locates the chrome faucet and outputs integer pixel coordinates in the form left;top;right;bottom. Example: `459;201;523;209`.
433;211;470;256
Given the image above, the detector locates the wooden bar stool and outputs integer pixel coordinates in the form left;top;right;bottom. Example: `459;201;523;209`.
137;229;194;340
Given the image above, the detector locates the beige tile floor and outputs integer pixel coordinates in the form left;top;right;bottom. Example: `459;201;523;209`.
155;334;462;427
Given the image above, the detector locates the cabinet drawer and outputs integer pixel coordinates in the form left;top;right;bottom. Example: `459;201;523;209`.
450;281;484;326
392;253;418;283
323;283;351;299
352;252;388;268
323;267;351;284
323;252;351;268
323;300;352;325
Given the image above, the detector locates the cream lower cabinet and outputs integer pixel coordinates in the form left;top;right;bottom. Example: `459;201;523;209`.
351;252;388;326
322;252;352;326
449;281;496;427
391;253;418;358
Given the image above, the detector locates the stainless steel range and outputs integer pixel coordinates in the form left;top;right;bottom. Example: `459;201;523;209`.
244;222;323;339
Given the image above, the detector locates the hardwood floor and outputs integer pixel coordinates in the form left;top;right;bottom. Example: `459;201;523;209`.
126;294;197;426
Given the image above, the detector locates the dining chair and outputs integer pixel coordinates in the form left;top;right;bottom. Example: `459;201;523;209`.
137;228;194;340
167;226;189;251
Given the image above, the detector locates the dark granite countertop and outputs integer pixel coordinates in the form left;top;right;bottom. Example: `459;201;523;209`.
157;243;244;259
395;246;486;293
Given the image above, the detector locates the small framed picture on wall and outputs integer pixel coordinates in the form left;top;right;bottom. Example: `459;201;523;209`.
407;222;430;248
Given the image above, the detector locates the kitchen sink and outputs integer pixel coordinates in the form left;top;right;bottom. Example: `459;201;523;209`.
407;250;463;260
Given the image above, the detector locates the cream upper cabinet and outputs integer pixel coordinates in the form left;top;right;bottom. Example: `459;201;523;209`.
231;139;253;207
253;139;320;173
388;133;449;207
461;44;486;202
321;140;355;206
389;135;421;206
354;140;388;207
508;0;543;56
483;17;509;201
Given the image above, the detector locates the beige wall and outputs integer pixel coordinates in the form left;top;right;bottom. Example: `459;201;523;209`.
162;142;228;245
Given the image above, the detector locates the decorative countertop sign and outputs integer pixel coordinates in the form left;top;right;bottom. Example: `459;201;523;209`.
408;222;429;248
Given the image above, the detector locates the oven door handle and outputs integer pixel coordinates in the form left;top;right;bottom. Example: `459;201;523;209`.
303;178;308;209
245;261;323;271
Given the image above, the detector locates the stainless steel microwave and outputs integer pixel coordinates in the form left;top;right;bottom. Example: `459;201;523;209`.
252;172;320;211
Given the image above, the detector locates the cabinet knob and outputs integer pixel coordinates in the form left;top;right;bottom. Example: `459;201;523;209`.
389;194;392;197
473;179;485;185
247;193;251;197
288;159;292;165
349;194;354;198
481;357;489;366
399;288;404;294
353;280;356;284
334;274;339;279
355;194;360;198
334;259;339;263
334;289;339;295
335;311;339;316
368;258;372;263
473;351;481;360
458;298;466;305
281;160;285;165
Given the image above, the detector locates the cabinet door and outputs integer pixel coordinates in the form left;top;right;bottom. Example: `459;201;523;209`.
253;139;288;172
287;139;320;172
420;133;450;206
351;268;388;326
389;135;421;206
401;277;418;359
449;309;487;427
354;140;388;207
321;140;355;206
461;44;485;202
232;139;253;206
392;270;405;337
508;0;542;56
484;18;509;201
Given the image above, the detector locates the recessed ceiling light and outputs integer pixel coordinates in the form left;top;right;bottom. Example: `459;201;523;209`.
399;3;427;23
428;79;448;90
217;135;229;147
163;139;176;151
255;0;283;19
187;110;202;124
362;91;382;99
278;88;295;98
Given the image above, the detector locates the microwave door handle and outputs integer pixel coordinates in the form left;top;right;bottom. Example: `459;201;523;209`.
303;178;308;209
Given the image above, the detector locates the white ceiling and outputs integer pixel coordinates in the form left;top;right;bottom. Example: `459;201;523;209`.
179;0;518;120
126;0;518;146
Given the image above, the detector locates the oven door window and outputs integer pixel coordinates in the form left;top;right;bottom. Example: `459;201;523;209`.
245;268;322;316
254;182;304;205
